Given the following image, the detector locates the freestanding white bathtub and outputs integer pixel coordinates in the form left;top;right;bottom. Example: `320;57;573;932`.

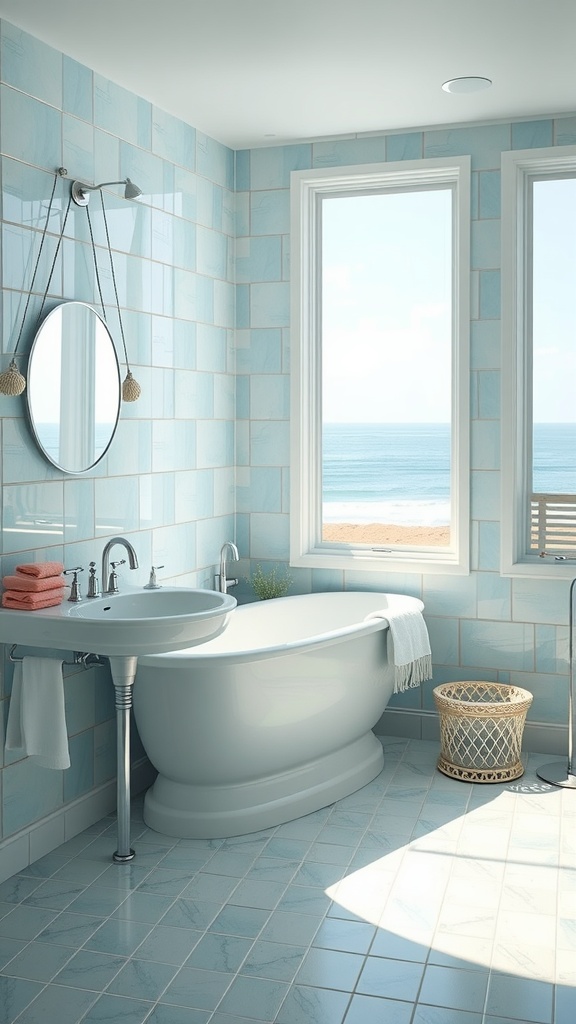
134;590;424;838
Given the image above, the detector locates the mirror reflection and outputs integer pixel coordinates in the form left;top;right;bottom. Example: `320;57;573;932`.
26;302;121;474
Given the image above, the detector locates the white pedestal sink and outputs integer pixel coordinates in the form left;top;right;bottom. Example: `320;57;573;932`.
0;586;236;656
0;586;236;861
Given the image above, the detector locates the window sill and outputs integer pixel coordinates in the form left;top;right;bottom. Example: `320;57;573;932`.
291;545;470;576
501;555;576;580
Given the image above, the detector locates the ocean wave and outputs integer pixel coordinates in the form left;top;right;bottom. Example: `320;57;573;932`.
323;499;451;527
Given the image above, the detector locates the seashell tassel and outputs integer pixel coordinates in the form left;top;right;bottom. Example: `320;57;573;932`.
0;359;26;396
122;370;141;402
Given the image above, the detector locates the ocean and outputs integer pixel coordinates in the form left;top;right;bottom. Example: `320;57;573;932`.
322;422;576;527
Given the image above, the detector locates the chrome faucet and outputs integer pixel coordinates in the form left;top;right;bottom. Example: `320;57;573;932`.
101;537;139;595
215;541;239;594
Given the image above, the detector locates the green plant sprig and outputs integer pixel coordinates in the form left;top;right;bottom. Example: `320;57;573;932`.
249;563;293;600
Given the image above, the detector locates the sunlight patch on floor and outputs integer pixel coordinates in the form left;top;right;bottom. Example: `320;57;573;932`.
326;781;574;985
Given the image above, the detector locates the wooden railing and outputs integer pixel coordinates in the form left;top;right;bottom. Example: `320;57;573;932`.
530;493;576;554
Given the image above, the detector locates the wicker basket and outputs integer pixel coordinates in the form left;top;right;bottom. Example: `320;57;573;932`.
433;681;533;783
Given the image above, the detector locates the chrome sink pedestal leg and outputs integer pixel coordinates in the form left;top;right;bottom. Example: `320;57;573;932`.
108;655;138;861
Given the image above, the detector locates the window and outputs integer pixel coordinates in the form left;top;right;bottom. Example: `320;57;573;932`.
501;146;576;577
290;158;470;575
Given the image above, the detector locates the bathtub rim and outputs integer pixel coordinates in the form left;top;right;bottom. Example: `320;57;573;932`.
137;590;424;668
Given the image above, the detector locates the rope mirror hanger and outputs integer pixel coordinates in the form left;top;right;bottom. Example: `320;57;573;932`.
0;166;142;402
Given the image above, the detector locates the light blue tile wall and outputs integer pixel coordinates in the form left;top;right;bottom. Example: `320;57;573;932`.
237;113;576;746
1;15;574;845
0;20;235;842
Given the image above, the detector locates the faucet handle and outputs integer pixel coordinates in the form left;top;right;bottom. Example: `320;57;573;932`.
144;565;164;590
87;561;101;598
64;566;84;603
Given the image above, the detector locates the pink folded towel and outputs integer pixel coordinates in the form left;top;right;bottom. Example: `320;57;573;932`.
3;575;65;594
1;589;66;610
15;561;65;579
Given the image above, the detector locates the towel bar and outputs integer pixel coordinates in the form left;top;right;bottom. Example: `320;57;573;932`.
8;644;103;670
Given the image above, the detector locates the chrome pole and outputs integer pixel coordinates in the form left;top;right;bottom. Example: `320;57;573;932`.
537;576;576;788
108;655;138;860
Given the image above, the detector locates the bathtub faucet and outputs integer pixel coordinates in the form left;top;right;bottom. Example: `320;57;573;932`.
216;541;239;594
101;537;139;595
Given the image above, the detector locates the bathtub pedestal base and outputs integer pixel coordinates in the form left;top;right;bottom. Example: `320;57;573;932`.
143;732;384;839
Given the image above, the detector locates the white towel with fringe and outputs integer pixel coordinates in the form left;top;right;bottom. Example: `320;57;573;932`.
6;656;70;769
369;606;432;693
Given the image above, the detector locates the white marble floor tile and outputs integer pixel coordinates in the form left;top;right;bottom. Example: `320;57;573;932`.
0;736;575;1023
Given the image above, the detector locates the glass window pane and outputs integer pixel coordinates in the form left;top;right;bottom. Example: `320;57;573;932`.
530;176;576;554
320;188;453;548
532;176;576;491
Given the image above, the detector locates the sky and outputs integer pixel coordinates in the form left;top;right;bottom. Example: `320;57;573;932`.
321;187;452;423
532;176;576;424
321;176;576;425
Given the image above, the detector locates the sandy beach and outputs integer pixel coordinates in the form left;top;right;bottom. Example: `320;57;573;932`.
322;523;450;546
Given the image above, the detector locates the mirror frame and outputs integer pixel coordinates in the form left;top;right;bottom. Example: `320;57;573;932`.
25;301;121;475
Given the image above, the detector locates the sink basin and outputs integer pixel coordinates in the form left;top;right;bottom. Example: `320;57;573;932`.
70;589;227;621
0;586;236;657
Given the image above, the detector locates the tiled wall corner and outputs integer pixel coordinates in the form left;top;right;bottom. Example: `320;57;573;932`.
0;17;236;845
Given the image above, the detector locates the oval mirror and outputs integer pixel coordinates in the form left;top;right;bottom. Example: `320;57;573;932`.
26;302;121;474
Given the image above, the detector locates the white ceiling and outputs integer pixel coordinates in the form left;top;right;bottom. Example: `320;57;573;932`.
0;0;575;150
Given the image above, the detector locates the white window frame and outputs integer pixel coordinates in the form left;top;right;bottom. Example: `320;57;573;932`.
290;157;470;576
501;145;576;579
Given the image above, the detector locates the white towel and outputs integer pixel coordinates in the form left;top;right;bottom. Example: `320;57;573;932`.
5;657;70;769
369;607;432;693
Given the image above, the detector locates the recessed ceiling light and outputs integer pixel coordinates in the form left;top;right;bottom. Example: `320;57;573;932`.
442;76;492;94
